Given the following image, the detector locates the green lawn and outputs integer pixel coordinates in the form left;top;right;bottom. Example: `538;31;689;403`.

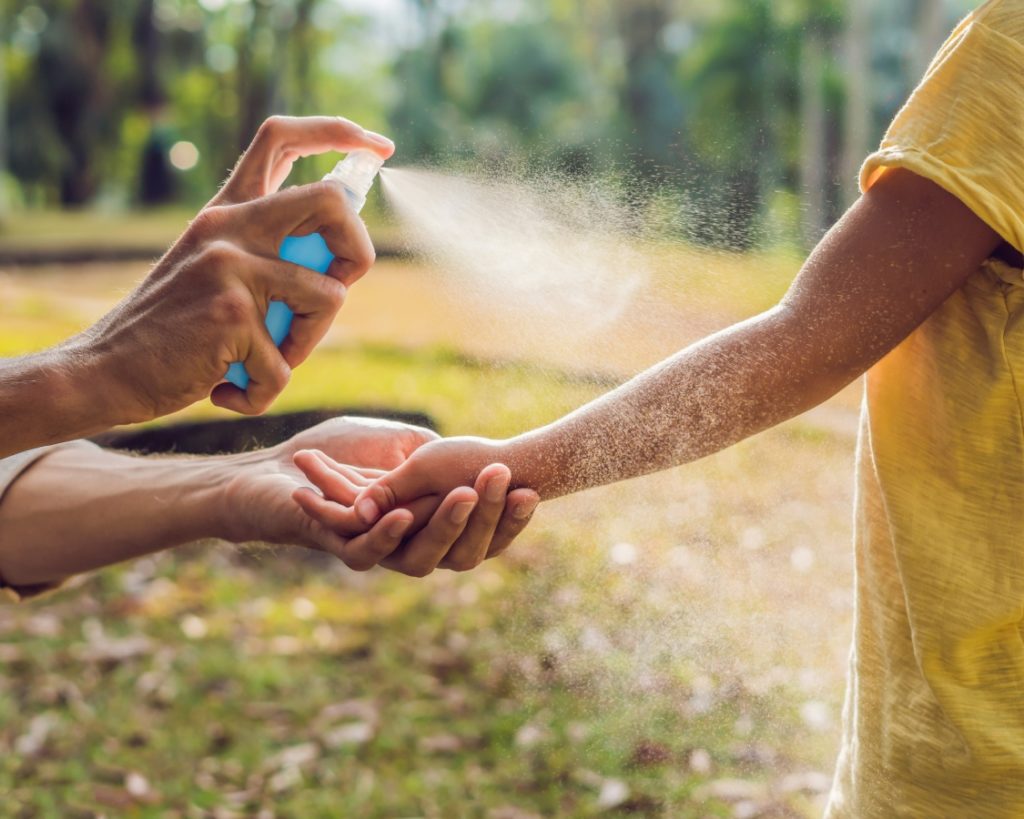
0;236;852;818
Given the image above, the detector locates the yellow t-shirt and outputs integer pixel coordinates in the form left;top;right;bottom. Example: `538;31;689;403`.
828;1;1024;814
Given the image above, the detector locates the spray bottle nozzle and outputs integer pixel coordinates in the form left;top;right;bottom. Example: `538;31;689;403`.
325;149;386;212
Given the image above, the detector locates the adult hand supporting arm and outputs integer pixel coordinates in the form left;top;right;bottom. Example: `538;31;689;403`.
0;417;537;593
348;169;1002;511
0;116;394;459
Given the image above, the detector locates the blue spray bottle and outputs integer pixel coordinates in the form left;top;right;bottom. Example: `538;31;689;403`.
224;149;386;389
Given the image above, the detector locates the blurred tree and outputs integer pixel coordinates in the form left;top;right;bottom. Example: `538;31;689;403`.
616;0;683;176
678;0;795;247
134;0;176;205
0;0;971;251
235;1;277;154
842;0;871;206
37;0;117;205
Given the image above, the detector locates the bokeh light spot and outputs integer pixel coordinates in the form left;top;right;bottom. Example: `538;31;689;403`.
169;141;200;171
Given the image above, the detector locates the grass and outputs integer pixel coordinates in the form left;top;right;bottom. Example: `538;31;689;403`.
0;245;855;817
0;208;401;255
0;208;195;252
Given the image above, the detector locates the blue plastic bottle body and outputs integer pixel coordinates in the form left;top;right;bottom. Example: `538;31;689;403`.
224;189;359;389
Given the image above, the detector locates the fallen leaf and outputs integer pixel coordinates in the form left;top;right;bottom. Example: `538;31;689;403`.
777;770;831;795
695;778;769;803
596;778;630;810
419;734;464;754
630;739;672;767
323;722;375;748
688;747;714;775
14;714;57;756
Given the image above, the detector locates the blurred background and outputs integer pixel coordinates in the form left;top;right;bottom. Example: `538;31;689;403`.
0;2;979;817
0;0;977;246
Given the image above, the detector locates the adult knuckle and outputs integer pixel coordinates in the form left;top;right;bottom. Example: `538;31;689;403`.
257;115;288;143
357;243;376;270
270;363;292;393
209;287;250;327
322;278;346;311
313;179;347;211
198;239;242;274
189;206;227;239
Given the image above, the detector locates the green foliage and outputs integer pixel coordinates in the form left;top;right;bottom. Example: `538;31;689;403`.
0;0;971;246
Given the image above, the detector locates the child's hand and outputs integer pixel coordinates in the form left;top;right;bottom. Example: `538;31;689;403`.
293;439;540;576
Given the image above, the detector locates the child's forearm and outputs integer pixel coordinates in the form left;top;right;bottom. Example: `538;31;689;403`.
0;445;232;587
503;305;851;499
502;169;1002;501
352;170;999;523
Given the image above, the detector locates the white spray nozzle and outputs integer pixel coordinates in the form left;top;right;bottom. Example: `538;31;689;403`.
325;149;385;213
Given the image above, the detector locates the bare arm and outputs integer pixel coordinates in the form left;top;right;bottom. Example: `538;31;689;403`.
0;346;118;457
0;116;393;459
0;445;227;587
509;168;1002;496
0;418;538;592
338;169;1002;519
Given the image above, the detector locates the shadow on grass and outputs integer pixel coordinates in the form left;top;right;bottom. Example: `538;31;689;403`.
92;408;438;455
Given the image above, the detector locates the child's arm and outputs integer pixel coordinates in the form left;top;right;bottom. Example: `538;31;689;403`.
307;169;1001;524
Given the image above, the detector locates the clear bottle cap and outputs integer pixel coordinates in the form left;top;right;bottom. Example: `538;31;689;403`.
325;149;385;212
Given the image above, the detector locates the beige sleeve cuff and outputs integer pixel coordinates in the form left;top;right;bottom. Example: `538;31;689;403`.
0;440;100;602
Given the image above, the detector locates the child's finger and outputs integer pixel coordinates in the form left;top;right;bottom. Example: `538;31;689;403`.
291;486;365;536
485;488;541;559
293;450;362;504
351;467;387;479
354;463;430;526
314;451;376;486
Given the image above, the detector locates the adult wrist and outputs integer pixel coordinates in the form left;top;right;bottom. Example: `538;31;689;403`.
56;335;136;432
208;446;284;544
131;454;236;546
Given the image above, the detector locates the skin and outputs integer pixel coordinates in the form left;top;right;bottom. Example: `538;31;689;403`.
0;417;539;590
0;115;393;459
295;168;1004;556
0;114;539;577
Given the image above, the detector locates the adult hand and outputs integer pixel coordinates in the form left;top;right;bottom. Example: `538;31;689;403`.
294;435;541;573
80;116;394;425
220;418;539;575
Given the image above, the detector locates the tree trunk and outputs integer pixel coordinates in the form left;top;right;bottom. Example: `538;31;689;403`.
0;12;8;220
841;0;871;207
800;27;827;247
52;0;112;206
235;3;276;154
616;0;673;175
290;0;317;116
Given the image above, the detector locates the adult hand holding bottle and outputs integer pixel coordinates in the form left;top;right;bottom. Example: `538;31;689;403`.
0;116;394;458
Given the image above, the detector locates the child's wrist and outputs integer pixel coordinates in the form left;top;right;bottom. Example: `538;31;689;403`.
499;433;558;500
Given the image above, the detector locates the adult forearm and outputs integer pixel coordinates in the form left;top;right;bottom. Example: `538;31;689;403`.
0;444;231;587
505;305;857;499
0;340;122;458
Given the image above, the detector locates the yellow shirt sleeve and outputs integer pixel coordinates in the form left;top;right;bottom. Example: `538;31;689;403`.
861;0;1024;252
